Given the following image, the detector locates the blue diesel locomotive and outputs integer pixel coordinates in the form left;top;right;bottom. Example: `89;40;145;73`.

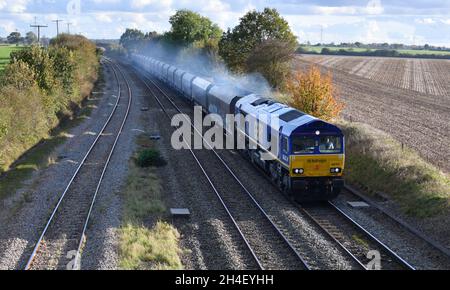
132;54;345;201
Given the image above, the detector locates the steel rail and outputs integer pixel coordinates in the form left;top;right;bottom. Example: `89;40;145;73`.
129;67;264;270
72;59;133;269
136;61;419;271
327;201;416;270
25;57;126;270
344;184;450;260
132;65;311;270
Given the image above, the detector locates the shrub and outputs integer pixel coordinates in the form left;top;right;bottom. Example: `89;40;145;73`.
135;149;166;168
283;65;344;121
0;35;99;173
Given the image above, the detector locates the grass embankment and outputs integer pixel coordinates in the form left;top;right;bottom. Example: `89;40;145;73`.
339;120;450;218
119;134;183;270
0;45;25;73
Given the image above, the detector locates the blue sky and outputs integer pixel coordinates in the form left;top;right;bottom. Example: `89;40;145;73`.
0;0;449;46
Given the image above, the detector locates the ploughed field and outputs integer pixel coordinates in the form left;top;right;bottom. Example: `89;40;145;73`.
297;55;450;173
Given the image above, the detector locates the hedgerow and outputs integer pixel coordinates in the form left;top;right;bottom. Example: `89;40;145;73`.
0;34;100;172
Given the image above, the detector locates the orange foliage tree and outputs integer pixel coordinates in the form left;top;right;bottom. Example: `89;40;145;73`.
283;65;343;121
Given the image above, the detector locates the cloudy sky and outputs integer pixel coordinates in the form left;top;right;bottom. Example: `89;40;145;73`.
0;0;449;46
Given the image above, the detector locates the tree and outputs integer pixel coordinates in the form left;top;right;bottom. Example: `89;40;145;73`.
283;66;343;121
7;32;21;44
120;28;145;51
0;60;36;90
25;31;37;45
166;9;222;46
10;45;58;94
246;40;295;87
218;8;298;86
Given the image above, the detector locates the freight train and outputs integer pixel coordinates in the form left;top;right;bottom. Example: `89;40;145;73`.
131;54;345;201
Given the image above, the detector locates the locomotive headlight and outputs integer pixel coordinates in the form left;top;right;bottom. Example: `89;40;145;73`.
330;168;342;173
294;168;304;175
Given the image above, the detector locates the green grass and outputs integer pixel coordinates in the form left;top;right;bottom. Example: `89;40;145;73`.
301;46;370;53
119;134;184;270
338;120;450;218
0;45;26;73
299;45;450;56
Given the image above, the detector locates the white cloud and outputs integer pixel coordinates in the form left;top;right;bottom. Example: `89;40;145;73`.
131;0;172;9
415;18;436;25
96;13;113;23
0;0;30;13
365;0;384;15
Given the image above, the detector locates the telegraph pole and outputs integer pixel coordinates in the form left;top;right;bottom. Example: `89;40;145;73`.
33;16;37;35
52;19;63;36
67;22;72;34
30;24;48;45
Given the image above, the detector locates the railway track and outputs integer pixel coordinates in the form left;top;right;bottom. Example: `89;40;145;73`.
127;60;427;270
341;185;450;265
25;58;132;270
298;201;415;270
229;147;415;270
129;64;311;270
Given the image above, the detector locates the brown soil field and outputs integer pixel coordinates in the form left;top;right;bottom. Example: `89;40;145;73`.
301;54;450;97
296;55;450;173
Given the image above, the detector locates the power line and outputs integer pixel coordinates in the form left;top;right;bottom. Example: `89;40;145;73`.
52;19;63;36
30;24;48;44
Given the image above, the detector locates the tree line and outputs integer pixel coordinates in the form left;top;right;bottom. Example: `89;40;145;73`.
119;8;342;121
302;47;450;60
0;31;39;45
0;34;101;172
120;8;297;89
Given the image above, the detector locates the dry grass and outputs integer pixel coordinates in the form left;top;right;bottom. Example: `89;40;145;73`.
121;160;166;223
339;120;450;218
119;222;183;270
118;134;184;270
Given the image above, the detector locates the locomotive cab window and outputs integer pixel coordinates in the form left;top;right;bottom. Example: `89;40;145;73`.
319;136;342;153
292;136;316;154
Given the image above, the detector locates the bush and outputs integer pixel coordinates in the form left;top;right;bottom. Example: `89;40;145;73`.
0;35;100;173
282;65;344;121
135;149;166;168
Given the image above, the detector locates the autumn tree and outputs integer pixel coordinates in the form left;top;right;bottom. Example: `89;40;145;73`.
219;8;298;87
283;65;343;121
